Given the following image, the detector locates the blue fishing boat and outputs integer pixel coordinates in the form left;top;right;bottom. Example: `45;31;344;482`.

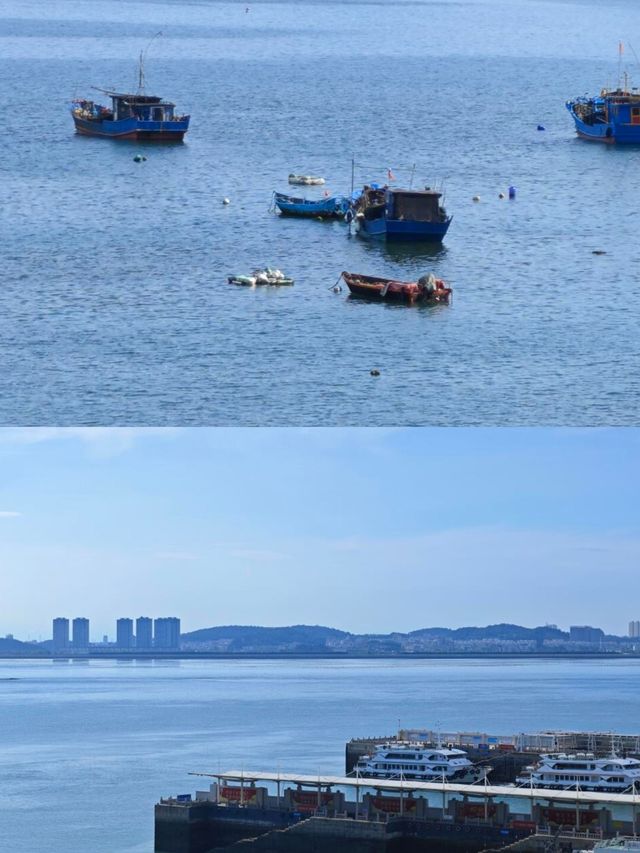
273;192;350;218
71;91;190;140
566;86;640;143
71;39;190;141
352;185;452;241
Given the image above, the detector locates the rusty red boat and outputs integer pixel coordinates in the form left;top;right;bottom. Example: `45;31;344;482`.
340;271;451;305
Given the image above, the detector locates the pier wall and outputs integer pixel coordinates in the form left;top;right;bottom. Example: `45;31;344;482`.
155;802;538;853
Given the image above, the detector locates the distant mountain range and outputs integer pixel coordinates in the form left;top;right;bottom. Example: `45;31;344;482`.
179;622;625;654
2;623;633;658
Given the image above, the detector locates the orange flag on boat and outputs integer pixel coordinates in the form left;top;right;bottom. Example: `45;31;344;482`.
387;168;396;181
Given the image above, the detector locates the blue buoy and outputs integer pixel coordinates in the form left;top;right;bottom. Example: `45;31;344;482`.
508;186;516;200
537;124;545;131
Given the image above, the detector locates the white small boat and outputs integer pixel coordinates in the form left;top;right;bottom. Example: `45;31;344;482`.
228;268;294;287
288;173;325;186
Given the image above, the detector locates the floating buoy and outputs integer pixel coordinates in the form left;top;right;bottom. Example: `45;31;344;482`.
370;369;380;377
508;186;516;200
498;192;505;199
537;124;546;131
331;285;342;293
592;250;607;255
472;195;481;202
222;197;230;205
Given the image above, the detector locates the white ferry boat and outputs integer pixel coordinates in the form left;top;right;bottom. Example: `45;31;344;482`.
353;742;488;783
593;840;640;851
516;753;640;792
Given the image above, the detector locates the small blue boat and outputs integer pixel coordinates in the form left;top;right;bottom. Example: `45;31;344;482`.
273;192;350;219
566;87;640;143
352;185;452;241
71;91;190;140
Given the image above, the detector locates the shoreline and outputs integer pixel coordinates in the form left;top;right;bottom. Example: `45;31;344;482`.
2;651;639;661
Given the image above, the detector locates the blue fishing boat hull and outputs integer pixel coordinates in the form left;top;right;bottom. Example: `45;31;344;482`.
566;99;640;144
274;193;349;218
358;216;452;241
72;114;190;141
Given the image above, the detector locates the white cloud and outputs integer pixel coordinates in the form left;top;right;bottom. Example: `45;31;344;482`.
0;510;21;518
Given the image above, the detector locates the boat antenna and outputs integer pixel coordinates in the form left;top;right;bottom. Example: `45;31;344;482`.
348;156;355;238
138;31;163;94
618;41;624;91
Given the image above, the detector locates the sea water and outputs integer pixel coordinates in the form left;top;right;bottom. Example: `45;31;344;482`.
1;656;639;851
1;0;640;425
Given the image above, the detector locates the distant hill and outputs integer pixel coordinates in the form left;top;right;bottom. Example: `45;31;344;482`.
181;624;351;651
0;636;48;656
408;623;568;641
179;622;579;653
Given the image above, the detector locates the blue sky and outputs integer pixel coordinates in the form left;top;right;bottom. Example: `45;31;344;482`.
0;428;638;639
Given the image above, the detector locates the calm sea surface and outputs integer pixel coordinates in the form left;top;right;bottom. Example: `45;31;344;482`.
1;657;640;851
1;0;640;425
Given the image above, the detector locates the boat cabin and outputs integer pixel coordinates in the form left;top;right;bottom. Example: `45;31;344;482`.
386;189;446;223
106;92;178;122
358;186;447;223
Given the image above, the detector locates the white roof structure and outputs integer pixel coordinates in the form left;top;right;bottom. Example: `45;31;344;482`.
191;770;640;806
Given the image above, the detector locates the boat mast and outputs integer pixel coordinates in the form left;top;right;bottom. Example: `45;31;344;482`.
618;41;624;91
348;156;355;237
137;31;162;94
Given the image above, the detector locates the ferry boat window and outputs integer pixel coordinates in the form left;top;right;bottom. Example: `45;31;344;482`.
153;107;164;121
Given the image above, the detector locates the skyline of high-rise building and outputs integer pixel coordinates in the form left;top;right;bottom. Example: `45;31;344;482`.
154;617;180;650
52;617;69;652
116;618;134;649
630;621;640;639
136;617;153;649
72;617;89;649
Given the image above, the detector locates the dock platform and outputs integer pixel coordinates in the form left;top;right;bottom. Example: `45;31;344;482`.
155;769;640;853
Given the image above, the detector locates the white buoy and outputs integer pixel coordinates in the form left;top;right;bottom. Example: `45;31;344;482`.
223;197;230;205
498;192;505;199
472;195;481;202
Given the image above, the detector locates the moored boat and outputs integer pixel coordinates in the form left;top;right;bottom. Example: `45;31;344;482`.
341;271;451;305
228;268;294;287
515;752;640;792
352;185;452;241
288;174;325;186
594;839;640;851
353;741;489;783
273;192;350;218
71;91;190;140
566;87;640;143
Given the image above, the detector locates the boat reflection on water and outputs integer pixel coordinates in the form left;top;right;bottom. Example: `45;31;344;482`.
357;237;448;265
